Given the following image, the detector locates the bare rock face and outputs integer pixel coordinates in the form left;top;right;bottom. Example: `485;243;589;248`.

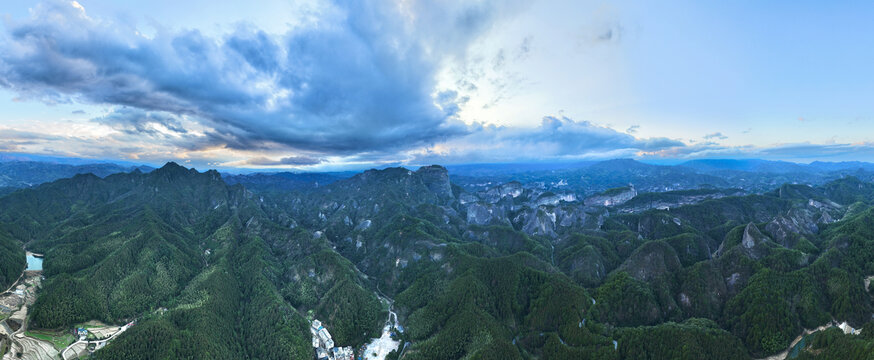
741;223;764;249
818;210;834;224
713;223;773;260
515;208;557;238
466;202;509;226
458;192;479;205
480;181;524;203
740;223;775;260
459;181;617;238
557;206;587;228
416;165;454;199
765;216;802;248
584;185;638;207
534;193;576;207
765;198;842;248
466;203;492;225
355;219;372;231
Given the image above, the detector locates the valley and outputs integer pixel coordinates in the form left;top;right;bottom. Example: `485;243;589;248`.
0;251;134;360
1;160;874;359
0;252;54;360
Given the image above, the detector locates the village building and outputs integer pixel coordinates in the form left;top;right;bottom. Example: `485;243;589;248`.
310;319;354;360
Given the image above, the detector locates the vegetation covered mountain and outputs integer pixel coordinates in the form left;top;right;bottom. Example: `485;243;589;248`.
222;171;351;193
0;226;25;289
0;163;362;359
0;160;153;189
2;160;874;359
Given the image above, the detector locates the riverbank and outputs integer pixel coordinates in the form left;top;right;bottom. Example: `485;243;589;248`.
755;320;864;360
364;290;405;360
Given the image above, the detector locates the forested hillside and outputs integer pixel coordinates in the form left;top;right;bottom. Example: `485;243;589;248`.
0;164;328;359
2;163;874;359
0;227;24;290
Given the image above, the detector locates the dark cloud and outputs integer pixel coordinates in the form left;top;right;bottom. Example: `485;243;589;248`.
626;125;640;134
411;116;686;164
435;90;468;118
72;110;86;115
758;143;874;159
597;29;614;41
0;136;45;151
237;156;324;166
516;36;533;60
0;0;511;155
0;143;23;151
92;108;188;136
531;116;684;152
704;132;728;140
630;141;874;163
0;129;63;141
590;23;623;43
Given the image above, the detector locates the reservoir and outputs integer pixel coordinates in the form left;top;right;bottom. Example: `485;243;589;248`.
26;253;43;271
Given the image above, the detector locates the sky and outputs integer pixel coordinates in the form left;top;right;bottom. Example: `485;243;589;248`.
0;0;873;171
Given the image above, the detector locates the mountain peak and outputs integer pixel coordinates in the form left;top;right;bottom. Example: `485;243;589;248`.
416;165;453;199
588;158;653;171
158;161;186;171
151;162;204;182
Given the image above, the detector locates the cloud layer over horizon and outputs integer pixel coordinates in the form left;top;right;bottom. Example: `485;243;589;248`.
0;0;871;170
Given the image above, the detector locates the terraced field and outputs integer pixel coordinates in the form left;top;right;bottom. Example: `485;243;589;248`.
24;330;74;351
9;335;57;360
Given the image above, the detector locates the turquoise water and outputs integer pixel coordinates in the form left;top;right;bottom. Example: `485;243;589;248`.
26;254;43;271
787;333;811;359
788;327;835;359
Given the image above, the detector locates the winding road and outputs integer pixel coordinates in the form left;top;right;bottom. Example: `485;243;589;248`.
0;273;24;297
61;323;133;360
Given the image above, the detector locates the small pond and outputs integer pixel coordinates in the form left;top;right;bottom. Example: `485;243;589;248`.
26;254;43;271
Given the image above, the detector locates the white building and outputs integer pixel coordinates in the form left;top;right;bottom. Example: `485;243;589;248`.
318;328;334;349
332;346;354;360
311;320;323;336
311;318;342;359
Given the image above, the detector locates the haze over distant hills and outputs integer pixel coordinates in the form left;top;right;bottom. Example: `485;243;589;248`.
4;155;874;195
0;161;154;191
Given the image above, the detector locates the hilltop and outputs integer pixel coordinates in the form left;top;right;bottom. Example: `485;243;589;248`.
1;161;874;359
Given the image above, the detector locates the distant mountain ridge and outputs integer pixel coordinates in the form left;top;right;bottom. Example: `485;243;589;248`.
449;158;874;195
4;155;874;198
0;160;155;188
680;159;809;173
222;171;354;192
679;159;874;173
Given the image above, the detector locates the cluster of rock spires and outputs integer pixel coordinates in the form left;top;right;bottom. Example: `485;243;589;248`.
461;182;640;238
278;165;848;246
262;165;854;297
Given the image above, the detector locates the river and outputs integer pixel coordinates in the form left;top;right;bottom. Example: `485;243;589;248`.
365;288;404;360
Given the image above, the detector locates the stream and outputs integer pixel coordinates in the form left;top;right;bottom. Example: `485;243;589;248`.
364;288;405;360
